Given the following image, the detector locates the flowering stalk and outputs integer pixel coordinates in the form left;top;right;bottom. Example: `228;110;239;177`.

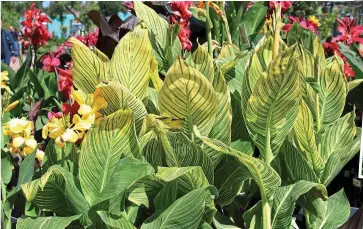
205;2;213;57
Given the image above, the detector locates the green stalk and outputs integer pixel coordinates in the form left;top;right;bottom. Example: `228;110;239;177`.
205;2;213;57
262;200;272;229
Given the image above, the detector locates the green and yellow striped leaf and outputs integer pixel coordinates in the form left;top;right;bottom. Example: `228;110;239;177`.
109;26;153;100
195;127;281;200
69;37;109;94
21;166;89;224
245;45;302;162
159;57;218;139
98;211;136;229
192;45;214;82
93;47;110;63
16;215;82;229
309;189;350;229
96;81;148;132
141;188;208;229
293;101;324;175
79;109;140;206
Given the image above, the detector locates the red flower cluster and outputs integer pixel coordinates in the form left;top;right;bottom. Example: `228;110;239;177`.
267;1;293;19
323;17;363;78
334;17;363;45
21;3;52;48
169;1;194;51
48;102;79;121
75;29;99;47
282;16;319;34
57;67;73;100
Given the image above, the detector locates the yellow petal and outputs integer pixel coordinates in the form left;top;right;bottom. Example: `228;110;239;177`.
36;149;45;161
42;124;49;139
24;146;35;155
71;89;86;104
12;136;25;147
1;71;8;77
55;137;65;148
62;129;78;143
72;114;81;124
4;100;19;112
25;138;37;149
7;118;28;133
93;97;108;111
78;104;92;115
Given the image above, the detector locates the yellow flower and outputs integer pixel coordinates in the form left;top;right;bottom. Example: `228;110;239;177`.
3;118;38;157
4;100;20;112
308;15;321;27
1;71;9;89
35;149;45;162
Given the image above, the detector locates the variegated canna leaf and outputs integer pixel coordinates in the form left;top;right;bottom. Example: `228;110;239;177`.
69;37;110;94
192;45;214;82
159;57;218;139
79;109;141;206
109;26;154;100
21;166;89;224
16;215;82;229
245;45;302;162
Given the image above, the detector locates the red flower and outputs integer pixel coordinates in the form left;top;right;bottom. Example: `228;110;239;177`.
344;62;355;78
41;55;60;72
74;29;99;47
20;3;52;48
282;16;319;34
48;102;80;121
57;67;73;100
179;27;192;51
168;1;194;51
267;1;293;19
334;17;363;45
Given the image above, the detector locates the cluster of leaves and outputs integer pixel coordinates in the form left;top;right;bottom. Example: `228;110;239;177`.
1;2;362;229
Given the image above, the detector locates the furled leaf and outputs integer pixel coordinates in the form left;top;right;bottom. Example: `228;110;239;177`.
159;57;218;139
287;23;315;53
16;215;82;229
79;109;140;206
109;26;153;100
348;79;363;92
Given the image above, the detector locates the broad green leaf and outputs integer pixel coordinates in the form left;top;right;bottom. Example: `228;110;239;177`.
1;151;12;185
271;181;327;229
287;23;315;53
235;2;268;44
213;211;240;229
92;157;154;206
293;101;324;175
309;189;350;229
70;37;109;94
97;211;136;229
161;132;214;184
214;160;249;206
159;57;218;139
141;188;207;229
16;215;82;229
192;45;214;82
134;2;168;48
93;47;110;62
195;127;281;200
127;175;165;209
79;109;140;206
245;45;302;162
153;180;178;213
96;81;148;132
139;131;163;168
7;150;35;200
21;166;89;224
109;26;153;100
339;43;363;79
320;112;356;161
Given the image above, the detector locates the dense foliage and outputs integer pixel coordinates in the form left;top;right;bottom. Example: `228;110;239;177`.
1;2;363;229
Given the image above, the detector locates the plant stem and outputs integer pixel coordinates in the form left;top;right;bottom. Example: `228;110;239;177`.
262;200;272;229
205;2;213;57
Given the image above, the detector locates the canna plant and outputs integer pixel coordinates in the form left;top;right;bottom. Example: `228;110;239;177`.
1;2;361;229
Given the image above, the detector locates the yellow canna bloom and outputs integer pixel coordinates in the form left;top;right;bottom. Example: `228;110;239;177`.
1;71;9;89
308;15;321;27
35;149;45;162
